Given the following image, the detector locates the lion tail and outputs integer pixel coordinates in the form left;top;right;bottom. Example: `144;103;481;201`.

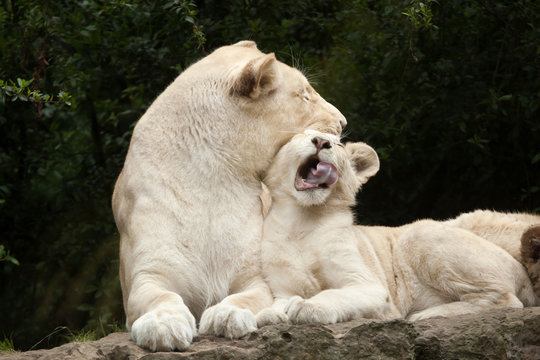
521;224;540;304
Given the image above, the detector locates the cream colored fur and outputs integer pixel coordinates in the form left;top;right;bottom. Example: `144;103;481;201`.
112;41;346;351
445;210;540;299
444;209;540;262
258;131;539;327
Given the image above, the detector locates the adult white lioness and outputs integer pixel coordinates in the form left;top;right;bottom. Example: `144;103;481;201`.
257;130;539;326
112;41;346;351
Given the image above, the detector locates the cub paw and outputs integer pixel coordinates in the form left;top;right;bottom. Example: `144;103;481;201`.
130;304;197;352
285;296;336;324
256;307;289;327
199;304;257;338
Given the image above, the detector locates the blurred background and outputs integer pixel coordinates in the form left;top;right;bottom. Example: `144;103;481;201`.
1;0;539;351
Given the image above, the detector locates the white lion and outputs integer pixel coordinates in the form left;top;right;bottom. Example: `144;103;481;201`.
257;130;539;326
445;209;540;299
112;41;346;351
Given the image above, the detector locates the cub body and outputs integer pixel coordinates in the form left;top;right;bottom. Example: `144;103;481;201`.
258;131;538;326
112;41;346;351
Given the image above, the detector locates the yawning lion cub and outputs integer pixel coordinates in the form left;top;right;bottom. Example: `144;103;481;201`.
257;130;539;326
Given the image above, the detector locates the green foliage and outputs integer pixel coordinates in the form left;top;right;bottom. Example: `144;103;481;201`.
0;336;17;353
0;78;72;105
319;0;540;223
1;0;539;351
197;0;344;64
64;320;125;344
164;0;206;49
65;330;97;343
402;0;439;31
0;245;19;265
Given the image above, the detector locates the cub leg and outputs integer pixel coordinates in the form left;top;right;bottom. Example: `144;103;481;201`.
199;276;273;338
396;221;536;321
284;239;396;324
285;283;394;325
408;292;523;321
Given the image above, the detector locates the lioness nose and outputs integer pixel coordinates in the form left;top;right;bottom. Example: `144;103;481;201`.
312;136;331;151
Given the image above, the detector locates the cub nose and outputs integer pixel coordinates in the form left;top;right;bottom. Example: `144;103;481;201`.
312;136;331;151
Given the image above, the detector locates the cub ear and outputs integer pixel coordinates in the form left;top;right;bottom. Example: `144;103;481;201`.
231;53;278;99
345;142;380;185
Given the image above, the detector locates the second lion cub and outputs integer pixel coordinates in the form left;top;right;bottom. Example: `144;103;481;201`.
257;130;539;326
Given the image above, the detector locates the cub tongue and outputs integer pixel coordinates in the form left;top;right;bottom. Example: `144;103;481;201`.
305;161;338;186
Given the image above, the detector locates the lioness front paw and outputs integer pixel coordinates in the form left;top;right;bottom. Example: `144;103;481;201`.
131;304;197;352
199;304;257;338
256;307;289;327
285;296;337;324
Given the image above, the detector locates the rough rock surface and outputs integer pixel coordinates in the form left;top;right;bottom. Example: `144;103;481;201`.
2;307;539;360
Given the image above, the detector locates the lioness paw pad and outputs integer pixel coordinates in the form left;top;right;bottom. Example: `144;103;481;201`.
199;304;257;339
130;306;197;352
285;296;336;324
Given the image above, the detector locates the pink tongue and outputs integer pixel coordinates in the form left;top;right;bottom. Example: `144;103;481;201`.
306;162;338;186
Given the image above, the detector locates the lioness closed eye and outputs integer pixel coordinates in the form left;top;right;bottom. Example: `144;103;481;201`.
257;130;540;326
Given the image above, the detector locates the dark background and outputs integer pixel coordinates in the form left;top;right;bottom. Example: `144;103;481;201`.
1;0;538;350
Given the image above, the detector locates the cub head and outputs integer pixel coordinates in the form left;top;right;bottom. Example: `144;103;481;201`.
264;130;380;208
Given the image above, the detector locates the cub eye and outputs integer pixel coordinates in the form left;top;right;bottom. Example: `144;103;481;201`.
337;143;345;148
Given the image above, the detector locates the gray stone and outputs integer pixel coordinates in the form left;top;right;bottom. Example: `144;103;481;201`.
1;307;539;360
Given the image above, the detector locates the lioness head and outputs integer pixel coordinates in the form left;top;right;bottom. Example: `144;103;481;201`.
264;130;380;208
195;41;347;142
128;41;347;177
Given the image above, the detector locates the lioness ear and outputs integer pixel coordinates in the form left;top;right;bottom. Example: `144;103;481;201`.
345;142;380;184
231;53;278;99
232;40;258;49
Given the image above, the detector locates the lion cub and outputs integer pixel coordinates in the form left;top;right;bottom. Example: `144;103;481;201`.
257;130;539;326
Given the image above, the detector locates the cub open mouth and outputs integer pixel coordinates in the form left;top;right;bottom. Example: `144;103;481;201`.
295;156;338;191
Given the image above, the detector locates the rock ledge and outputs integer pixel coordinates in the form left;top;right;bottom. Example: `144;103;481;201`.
2;307;539;360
